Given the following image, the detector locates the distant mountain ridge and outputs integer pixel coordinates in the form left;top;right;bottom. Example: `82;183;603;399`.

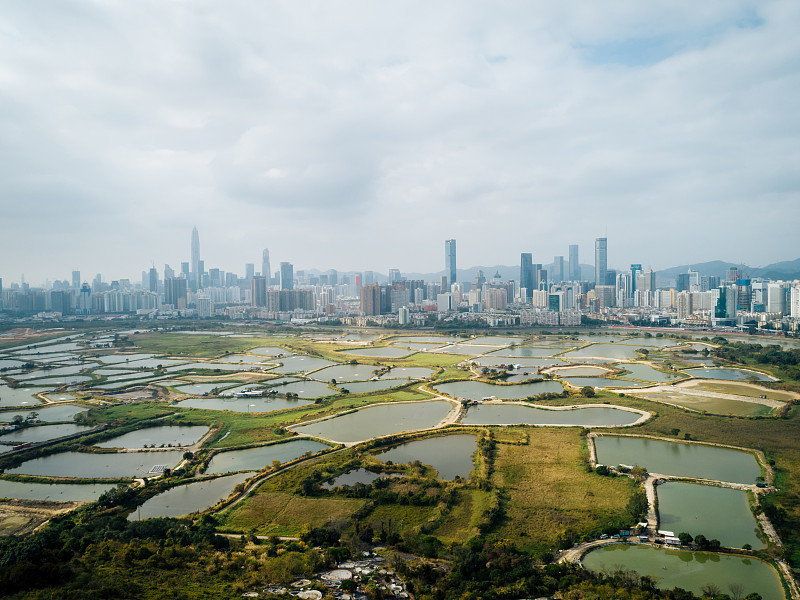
308;258;800;285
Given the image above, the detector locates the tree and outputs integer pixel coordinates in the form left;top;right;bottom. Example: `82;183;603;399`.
701;583;721;598
580;386;596;398
694;534;708;548
729;583;745;600
678;532;693;545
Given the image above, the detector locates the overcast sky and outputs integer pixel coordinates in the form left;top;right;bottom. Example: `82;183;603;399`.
1;1;798;286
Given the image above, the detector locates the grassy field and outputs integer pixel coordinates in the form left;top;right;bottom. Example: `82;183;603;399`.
128;332;274;357
490;428;637;553
366;503;438;530
679;380;798;400
221;491;365;536
433;489;494;544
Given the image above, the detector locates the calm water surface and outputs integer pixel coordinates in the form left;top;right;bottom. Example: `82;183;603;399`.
293;401;453;443
177;396;312;413
129;472;252;520
461;404;641;427
7;450;185;478
594;437;761;484
206;439;329;474
96;425;208;448
375;434;476;480
0;424;92;443
582;544;783;600
658;482;763;548
0;479;114;501
341;347;413;359
684;368;774;381
435;380;563;400
0;404;85;422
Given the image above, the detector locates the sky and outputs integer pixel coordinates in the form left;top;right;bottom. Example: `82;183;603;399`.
1;1;798;286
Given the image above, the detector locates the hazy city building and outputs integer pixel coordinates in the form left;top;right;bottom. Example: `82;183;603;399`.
445;239;456;287
595;237;607;286
568;245;579;281
71;270;80;289
190;226;200;291
262;249;271;285
520;253;533;302
280;262;294;290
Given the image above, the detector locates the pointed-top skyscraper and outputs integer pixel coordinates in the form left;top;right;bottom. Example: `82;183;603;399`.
262;248;271;285
445;239;456;288
191;227;200;291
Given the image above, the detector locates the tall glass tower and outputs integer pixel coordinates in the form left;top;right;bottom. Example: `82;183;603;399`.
262;249;271;285
594;237;607;286
568;244;579;281
445;239;457;288
190;227;200;291
520;253;533;301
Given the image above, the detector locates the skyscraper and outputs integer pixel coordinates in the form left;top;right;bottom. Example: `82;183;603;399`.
445;239;456;287
262;249;271;285
594;237;607;286
280;262;294;290
190;227;200;291
520;253;533;301
148;267;158;292
568;245;579;281
71;270;80;289
553;256;565;283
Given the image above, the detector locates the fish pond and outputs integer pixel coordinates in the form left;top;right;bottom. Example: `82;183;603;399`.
593;436;761;484
205;439;330;474
95;425;208;449
374;434;477;480
0;424;93;443
657;482;764;549
6;450;186;478
0;404;86;422
340;347;413;359
322;468;398;489
582;545;783;600
0;479;115;501
129;472;252;520
460;404;642;427
177;396;313;413
684;368;775;381
434;380;564;401
292;400;453;443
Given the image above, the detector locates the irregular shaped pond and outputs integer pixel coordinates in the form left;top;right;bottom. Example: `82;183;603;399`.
315;364;386;382
0;404;86;423
206;440;330;474
292;401;453;443
684;368;775;382
129;472;252;520
323;468;398;489
375;434;477;480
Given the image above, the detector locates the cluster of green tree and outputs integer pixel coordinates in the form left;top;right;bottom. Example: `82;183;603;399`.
677;532;723;550
712;342;800;379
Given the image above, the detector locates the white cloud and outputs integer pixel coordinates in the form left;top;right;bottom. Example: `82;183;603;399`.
0;0;798;283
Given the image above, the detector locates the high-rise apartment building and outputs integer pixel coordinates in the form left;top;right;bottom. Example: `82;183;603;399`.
251;276;267;307
280;262;294;290
445;239;457;287
594;237;607;286
520;253;533;302
568;245;579;281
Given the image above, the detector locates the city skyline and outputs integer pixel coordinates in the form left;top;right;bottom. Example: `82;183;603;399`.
1;2;798;283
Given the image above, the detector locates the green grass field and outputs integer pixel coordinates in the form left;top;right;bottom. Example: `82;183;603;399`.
491;428;636;553
432;489;494;543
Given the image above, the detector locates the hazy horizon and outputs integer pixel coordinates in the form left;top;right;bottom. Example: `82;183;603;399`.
1;1;798;284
